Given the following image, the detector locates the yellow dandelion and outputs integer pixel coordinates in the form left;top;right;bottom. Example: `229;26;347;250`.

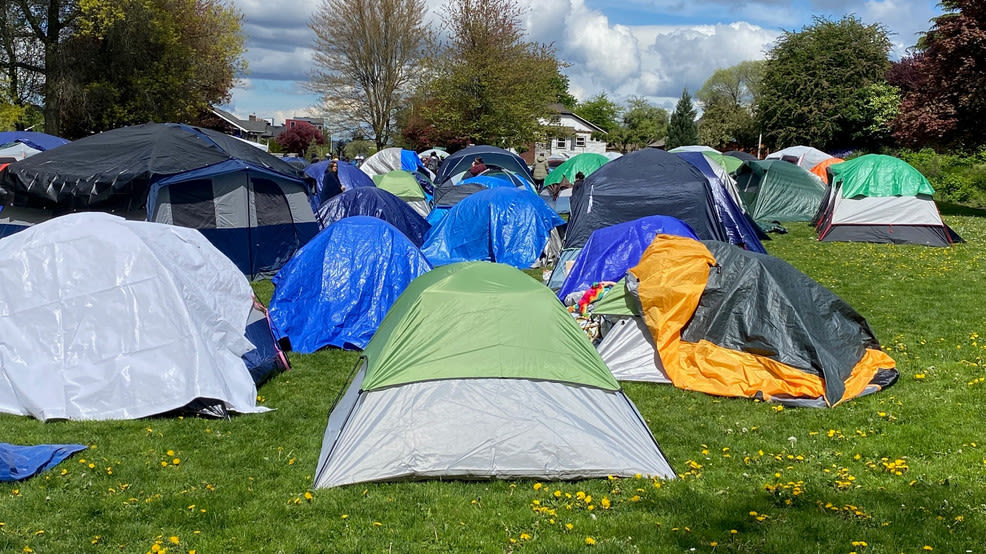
533;482;543;490
373;521;382;527
172;458;181;465
304;491;313;501
167;450;175;456
710;542;718;547
585;537;596;546
519;533;531;540
341;514;348;519
923;547;933;551
565;523;573;530
600;497;611;509
554;490;562;498
160;461;168;467
169;536;179;544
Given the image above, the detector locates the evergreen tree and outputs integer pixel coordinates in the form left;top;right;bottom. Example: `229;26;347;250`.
666;89;699;150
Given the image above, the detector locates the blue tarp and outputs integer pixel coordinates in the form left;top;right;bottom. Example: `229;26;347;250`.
676;152;767;254
421;187;564;269
305;161;375;200
269;216;432;352
557;215;700;300
1;443;87;482
316;187;431;246
0;131;69;151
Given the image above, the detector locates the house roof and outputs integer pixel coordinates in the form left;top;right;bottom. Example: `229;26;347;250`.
547;103;605;133
210;107;269;134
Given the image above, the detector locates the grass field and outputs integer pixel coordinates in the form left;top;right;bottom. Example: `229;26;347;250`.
3;210;986;553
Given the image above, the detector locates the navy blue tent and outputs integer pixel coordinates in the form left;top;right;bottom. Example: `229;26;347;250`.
0;131;69;151
147;159;319;279
241;300;290;384
565;148;731;249
557;215;700;300
422;187;564;269
435;145;532;184
316;187;430;246
269;217;432;352
676;152;766;253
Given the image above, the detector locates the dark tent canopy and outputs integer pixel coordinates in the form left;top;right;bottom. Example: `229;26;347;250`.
435;145;533;184
565;148;729;249
724;150;757;162
0;123;303;212
316;187;431;246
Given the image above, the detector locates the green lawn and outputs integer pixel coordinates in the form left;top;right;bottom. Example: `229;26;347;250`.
3;215;986;553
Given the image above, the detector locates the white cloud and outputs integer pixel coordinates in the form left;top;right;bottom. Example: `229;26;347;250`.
227;0;940;118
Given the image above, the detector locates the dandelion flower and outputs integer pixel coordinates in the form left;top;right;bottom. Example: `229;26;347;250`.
169;536;179;544
533;483;543;490
565;523;573;530
519;533;531;540
585;537;596;545
304;492;313;501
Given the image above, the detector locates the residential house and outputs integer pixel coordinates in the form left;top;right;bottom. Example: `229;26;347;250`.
533;103;607;161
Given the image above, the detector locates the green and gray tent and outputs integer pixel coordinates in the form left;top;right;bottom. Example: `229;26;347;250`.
314;262;675;488
373;170;430;217
816;154;960;246
734;160;826;228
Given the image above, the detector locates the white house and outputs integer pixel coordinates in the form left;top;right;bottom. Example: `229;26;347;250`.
537;103;607;159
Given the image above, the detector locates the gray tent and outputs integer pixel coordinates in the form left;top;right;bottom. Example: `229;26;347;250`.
314;262;675;488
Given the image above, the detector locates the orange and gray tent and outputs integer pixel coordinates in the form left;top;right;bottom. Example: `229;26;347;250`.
815;154;961;246
630;235;898;407
313;262;675;488
809;157;844;184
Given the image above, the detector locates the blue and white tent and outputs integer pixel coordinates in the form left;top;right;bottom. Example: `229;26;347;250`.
435;145;532;184
422;187;564;269
269;217;432;352
147;159;319;280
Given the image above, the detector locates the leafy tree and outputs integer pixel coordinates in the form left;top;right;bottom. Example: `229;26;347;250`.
309;0;429;150
419;0;562;148
276;121;325;154
757;15;892;151
696;61;762;149
892;1;986;150
606;97;667;153
574;93;620;133
550;71;577;110
0;0;244;138
666;89;698;150
58;0;245;138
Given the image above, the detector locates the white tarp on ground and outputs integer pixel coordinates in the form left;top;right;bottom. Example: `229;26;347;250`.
0;213;267;421
314;371;675;488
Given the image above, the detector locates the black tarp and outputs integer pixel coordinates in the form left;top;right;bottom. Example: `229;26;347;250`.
0;123;303;212
432;182;488;208
682;241;892;404
565;148;728;248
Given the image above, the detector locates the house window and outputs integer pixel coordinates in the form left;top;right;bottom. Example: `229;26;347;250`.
575;136;586;148
555;137;567;149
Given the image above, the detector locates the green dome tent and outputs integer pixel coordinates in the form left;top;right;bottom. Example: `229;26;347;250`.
372;170;429;217
816;155;960;246
734;160;826;228
314;262;675;488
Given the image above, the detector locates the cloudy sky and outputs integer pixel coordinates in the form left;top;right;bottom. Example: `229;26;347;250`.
224;0;942;125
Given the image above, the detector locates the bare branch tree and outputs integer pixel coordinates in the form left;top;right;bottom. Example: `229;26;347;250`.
308;0;429;149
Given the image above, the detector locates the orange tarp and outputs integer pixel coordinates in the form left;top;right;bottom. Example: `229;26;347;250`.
810;157;844;184
631;235;894;406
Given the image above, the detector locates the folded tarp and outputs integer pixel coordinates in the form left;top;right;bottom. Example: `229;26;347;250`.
1;443;87;482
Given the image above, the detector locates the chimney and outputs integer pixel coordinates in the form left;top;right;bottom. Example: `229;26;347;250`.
248;114;257;121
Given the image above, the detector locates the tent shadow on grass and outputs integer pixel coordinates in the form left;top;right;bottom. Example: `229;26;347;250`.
937;201;986;217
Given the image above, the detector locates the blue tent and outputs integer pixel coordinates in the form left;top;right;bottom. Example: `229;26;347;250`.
676;152;767;254
147;159;319;280
435;145;533;184
557;215;699;300
460;172;537;194
269;217;432;352
316;187;431;246
422;187;564;269
241;300;290;384
0;131;69;151
305;160;375;195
